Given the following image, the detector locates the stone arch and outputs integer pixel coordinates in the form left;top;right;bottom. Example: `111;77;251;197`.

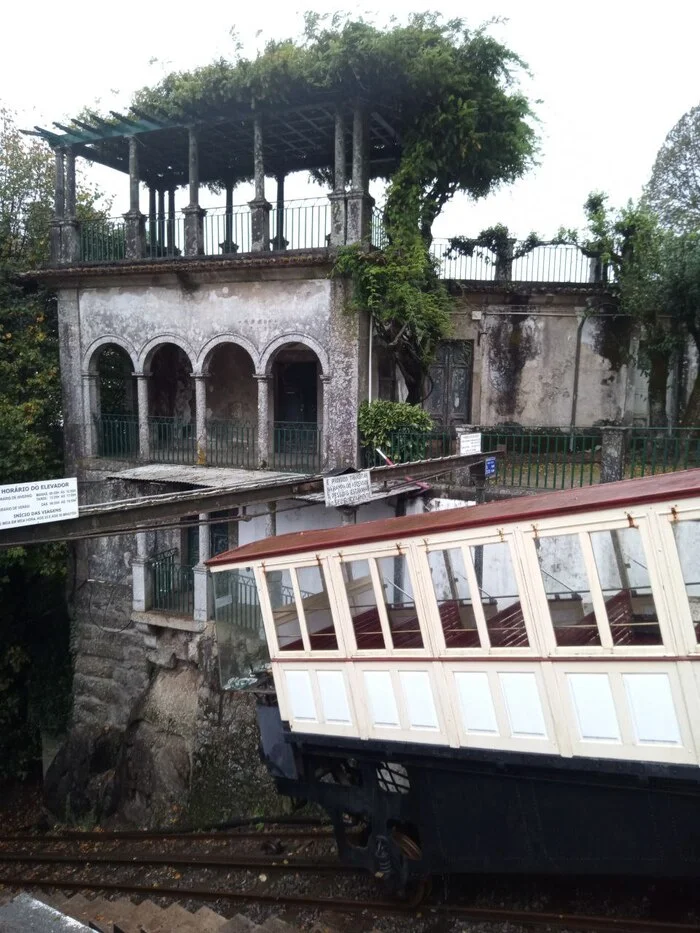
83;335;139;375
197;333;260;375
138;334;197;376
259;333;330;378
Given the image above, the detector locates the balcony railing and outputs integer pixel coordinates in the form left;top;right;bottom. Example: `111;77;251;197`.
148;417;197;464
97;414;139;459
151;549;194;617
271;422;322;473
361;430;453;467
207;420;258;469
81;219;126;262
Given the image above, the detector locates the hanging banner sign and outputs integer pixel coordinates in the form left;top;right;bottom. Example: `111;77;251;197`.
323;471;373;508
459;432;482;455
0;477;79;530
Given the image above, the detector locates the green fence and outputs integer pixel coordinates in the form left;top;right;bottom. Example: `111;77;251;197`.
477;428;603;489
97;414;139;459
149;417;197;464
80;219;126;262
151;549;194;616
208;420;258;468
627;427;700;477
271;422;322;473
362;430;453;467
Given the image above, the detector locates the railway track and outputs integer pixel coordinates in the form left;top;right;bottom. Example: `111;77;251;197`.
1;826;699;933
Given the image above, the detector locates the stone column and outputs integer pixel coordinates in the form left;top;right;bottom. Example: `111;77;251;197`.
148;185;157;256
601;426;627;483
249;114;271;252
61;147;81;262
157;188;166;252
194;373;207;465
346;104;374;246
132;531;153;613
271;174;287;250
183;128;206;256
223;180;235;253
193;512;212;623
82;373;99;457
136;373;151;460
320;373;332;470
338;506;357;525
167;188;176;255
495;239;515;282
328;107;347;247
50;149;65;262
255;373;272;467
265;502;277;539
123;137;146;260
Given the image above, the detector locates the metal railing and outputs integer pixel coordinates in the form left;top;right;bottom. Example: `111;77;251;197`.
429;240;594;284
627;427;700;477
97;414;139;459
151;549;194;617
208;420;258;469
203;206;253;255
271;422;322;473
362;430;453;467
80;219;126;262
215;575;264;634
146;214;185;259
149;417;197;464
478;428;603;489
269;198;330;250
371;206;388;249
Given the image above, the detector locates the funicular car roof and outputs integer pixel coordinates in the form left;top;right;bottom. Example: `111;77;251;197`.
207;468;700;568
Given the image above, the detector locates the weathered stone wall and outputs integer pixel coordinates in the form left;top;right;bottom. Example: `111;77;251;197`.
449;290;650;427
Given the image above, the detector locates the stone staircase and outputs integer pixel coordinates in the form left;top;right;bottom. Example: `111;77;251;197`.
37;894;301;933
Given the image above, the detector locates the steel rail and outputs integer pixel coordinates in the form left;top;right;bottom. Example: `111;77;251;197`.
0;876;698;933
0;852;351;872
0;828;337;843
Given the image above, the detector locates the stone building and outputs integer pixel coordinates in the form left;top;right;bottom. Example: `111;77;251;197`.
30;97;665;823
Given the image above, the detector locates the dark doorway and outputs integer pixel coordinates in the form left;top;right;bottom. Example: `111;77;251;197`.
275;360;318;424
424;341;474;430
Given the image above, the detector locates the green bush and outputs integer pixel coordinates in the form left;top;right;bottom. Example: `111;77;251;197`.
358;401;434;466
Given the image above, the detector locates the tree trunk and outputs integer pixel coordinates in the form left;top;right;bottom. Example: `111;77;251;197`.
648;350;670;427
682;371;700;426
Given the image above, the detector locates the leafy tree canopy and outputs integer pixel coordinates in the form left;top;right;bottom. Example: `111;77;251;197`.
646;103;700;233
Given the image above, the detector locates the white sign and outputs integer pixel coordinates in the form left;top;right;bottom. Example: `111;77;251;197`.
459;432;482;455
430;497;476;511
0;477;79;530
323;471;373;508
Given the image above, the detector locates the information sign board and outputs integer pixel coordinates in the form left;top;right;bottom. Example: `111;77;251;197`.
0;477;79;531
485;456;497;478
323;471;373;508
430;498;476;511
459;432;482;455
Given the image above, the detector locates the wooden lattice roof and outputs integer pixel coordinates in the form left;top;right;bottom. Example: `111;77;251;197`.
26;93;403;188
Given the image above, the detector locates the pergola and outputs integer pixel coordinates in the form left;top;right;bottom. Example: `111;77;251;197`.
27;93;405;263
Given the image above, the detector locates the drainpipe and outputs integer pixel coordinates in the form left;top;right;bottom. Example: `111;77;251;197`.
368;317;373;402
569;314;585;448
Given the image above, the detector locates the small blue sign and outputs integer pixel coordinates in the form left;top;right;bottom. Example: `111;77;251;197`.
485;456;497;478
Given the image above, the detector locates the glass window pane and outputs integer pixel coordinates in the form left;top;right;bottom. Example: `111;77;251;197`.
376;555;424;648
342;559;384;649
469;541;529;648
428;548;481;648
672;519;700;643
214;569;268;689
265;568;303;651
535;534;600;647
590;527;662;646
297;565;338;651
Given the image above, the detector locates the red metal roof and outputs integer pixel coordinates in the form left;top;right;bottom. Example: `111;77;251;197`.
207;469;700;568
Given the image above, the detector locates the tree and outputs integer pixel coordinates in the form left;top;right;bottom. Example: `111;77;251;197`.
646;103;700;233
0;106;104;779
132;14;538;402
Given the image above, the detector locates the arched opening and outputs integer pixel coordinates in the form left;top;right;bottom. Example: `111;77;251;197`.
147;343;195;462
94;344;137;458
204;343;258;468
270;343;323;471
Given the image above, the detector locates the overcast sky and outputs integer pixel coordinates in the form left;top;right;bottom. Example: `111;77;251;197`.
3;0;699;238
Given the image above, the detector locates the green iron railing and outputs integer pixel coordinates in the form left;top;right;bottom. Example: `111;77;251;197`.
476;428;602;489
208;420;258;468
269;199;330;250
362;430;453;467
215;575;264;634
271;422;322;473
80;219;126;262
97;414;139;459
203;206;253;255
146;213;184;259
627;427;700;477
149;416;197;464
371;206;388;249
151;549;194;617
